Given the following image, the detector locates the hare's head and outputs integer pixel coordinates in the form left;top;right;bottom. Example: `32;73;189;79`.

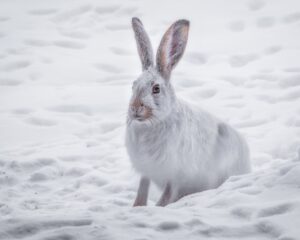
128;18;189;125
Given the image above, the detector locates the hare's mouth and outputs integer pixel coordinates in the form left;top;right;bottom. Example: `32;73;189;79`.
132;115;147;122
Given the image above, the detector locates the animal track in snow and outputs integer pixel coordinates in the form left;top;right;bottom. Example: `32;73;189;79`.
52;5;92;23
94;6;120;15
279;75;300;88
0;16;9;22
257;203;293;217
1;60;31;71
283;67;300;73
28;8;58;15
256;17;276;28
234;118;269;128
185;52;208;65
157;221;181;231
177;78;204;88
195;88;217;99
228;20;245;32
12;108;34;115
53;40;85;49
6;219;92;239
117;6;139;16
41;233;75;240
25;117;57;127
58;30;90;39
231;207;253;219
48;105;93;115
239;187;262;195
95;63;124;73
282;12;300;24
229;54;259;67
247;0;265;11
24;39;52;47
0;78;22;86
264;45;282;55
105;23;130;31
110;46;133;56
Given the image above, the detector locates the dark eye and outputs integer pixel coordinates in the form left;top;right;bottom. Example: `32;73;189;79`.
152;84;160;94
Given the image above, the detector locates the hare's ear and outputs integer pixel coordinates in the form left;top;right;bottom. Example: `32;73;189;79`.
132;17;154;71
156;20;189;80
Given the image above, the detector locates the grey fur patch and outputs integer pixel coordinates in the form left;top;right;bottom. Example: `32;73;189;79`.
218;123;228;137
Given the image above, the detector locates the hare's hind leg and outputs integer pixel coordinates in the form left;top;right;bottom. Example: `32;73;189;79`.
133;177;150;207
156;183;172;207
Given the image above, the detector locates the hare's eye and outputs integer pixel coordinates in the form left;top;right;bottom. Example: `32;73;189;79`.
152;84;160;94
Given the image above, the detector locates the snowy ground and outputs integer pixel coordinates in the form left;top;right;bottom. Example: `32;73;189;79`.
0;0;300;239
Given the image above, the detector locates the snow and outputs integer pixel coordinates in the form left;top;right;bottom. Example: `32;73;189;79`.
0;0;300;239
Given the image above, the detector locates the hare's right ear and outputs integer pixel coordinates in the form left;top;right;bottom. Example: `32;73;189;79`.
132;18;154;71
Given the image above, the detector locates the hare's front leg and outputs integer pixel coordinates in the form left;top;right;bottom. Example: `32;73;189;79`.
156;183;172;207
133;177;150;207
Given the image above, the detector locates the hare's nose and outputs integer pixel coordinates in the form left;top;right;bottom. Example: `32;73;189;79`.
131;98;144;111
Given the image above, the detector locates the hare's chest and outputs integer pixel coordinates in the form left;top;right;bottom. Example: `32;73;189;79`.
126;128;178;185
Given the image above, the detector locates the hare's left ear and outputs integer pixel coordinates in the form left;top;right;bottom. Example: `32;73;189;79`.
156;20;189;80
132;17;154;71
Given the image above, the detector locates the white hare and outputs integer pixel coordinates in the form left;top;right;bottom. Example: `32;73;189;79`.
126;18;251;207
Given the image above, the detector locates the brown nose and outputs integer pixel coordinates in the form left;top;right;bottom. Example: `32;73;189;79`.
131;98;144;110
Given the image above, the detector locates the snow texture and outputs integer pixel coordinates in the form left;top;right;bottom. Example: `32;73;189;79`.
0;0;300;239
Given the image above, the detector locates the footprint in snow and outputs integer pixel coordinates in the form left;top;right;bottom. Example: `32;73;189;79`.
279;74;300;88
52;5;92;23
282;12;300;24
185;52;208;65
256;17;276;28
247;0;265;11
1;60;31;72
53;40;85;49
264;45;282;55
41;234;75;240
25;117;57;127
59;30;90;39
228;20;245;32
229;54;259;68
157;221;181;231
234;118;269;128
94;5;120;15
24;39;52;47
231;207;253;219
0;78;22;86
28;8;58;16
176;78;204;88
116;6;139;16
6;219;92;239
110;46;133;56
105;23;130;31
191;88;217;99
257;203;293;218
283;67;300;73
12;108;34;115
48;104;93;115
95;63;124;74
0;16;9;22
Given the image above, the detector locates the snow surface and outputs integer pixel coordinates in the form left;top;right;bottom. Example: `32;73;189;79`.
0;0;300;239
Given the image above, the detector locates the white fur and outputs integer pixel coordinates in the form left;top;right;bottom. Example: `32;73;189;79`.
126;19;251;203
126;96;251;201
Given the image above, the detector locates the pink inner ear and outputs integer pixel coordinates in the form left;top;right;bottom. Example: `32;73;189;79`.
156;20;189;80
